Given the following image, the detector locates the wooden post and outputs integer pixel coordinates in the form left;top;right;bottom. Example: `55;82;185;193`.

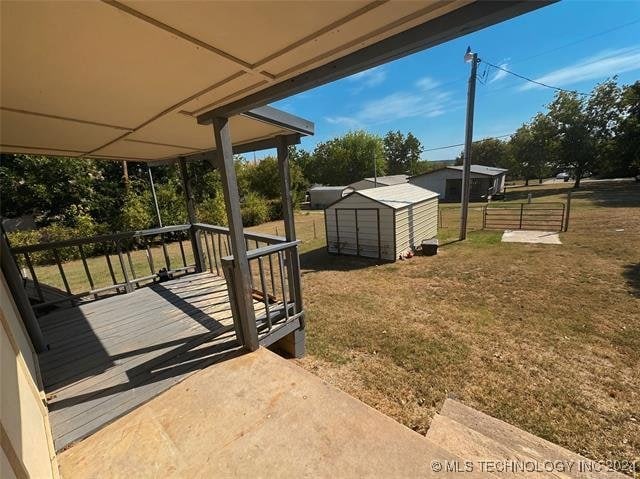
275;135;305;358
178;157;205;272
564;190;572;232
212;117;258;351
0;232;48;352
519;203;524;230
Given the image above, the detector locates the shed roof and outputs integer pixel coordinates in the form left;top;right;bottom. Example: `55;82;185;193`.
361;175;409;186
354;184;439;210
0;1;549;163
309;186;350;192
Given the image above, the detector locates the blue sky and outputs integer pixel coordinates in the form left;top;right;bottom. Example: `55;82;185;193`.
269;0;640;161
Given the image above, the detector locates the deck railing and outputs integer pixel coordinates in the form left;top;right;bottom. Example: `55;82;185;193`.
194;223;304;344
10;222;305;347
220;239;303;347
10;224;197;311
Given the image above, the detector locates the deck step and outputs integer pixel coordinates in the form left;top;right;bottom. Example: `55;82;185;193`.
427;399;627;478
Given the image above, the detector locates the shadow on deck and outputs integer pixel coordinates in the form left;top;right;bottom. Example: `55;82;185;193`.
37;272;244;452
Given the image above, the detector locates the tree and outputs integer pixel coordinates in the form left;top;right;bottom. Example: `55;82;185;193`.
383;131;423;175
303;131;385;185
528;113;556;183
509;124;535;185
246;156;308;201
615;81;640;176
547;91;597;188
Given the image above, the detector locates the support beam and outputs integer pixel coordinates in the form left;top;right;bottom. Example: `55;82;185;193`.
212;117;258;351
197;1;554;119
276;135;305;358
178;157;205;272
167;133;303;169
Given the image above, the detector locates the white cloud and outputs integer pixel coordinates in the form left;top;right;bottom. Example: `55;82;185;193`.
348;66;387;89
489;63;509;83
325;83;457;130
519;46;640;91
415;76;440;91
324;116;364;129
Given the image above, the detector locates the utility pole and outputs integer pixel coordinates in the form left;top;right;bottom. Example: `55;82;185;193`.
148;165;163;227
459;47;478;241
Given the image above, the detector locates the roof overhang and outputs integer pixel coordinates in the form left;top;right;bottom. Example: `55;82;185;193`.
1;1;553;163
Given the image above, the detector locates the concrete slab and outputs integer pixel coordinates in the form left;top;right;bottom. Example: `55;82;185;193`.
501;230;562;244
58;348;485;478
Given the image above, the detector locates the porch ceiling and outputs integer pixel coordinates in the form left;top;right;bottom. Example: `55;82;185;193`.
1;1;550;162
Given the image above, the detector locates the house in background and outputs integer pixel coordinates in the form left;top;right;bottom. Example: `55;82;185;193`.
409;165;508;202
308;185;353;209
348;174;409;191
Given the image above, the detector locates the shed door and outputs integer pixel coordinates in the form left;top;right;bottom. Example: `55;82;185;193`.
335;208;380;258
355;209;380;258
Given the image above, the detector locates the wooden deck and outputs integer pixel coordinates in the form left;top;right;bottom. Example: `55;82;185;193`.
37;271;245;452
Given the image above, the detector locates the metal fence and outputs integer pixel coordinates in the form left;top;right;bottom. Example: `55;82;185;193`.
483;202;566;231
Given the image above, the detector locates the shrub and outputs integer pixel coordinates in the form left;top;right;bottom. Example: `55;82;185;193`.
8;223;105;266
241;193;270;226
120;190;153;231
197;194;228;226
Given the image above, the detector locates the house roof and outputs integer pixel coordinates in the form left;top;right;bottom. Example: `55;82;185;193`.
447;165;508;176
359;175;409;186
0;1;550;163
354;184;439;210
410;164;508;179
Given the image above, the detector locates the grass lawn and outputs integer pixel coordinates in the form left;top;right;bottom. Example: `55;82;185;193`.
25;179;639;469
257;180;640;469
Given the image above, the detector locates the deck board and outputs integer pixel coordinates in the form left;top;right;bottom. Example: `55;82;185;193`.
37;272;244;452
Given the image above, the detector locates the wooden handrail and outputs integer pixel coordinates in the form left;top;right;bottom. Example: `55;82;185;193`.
11;224;191;253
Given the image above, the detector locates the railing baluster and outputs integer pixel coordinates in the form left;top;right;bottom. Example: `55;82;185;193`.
258;256;271;331
145;240;155;275
52;248;72;297
105;251;117;285
161;234;171;270
277;250;289;324
178;240;187;267
125;245;138;282
217;233;224;260
23;252;44;302
78;244;95;294
268;253;276;299
115;240;134;293
204;232;214;273
210;233;220;275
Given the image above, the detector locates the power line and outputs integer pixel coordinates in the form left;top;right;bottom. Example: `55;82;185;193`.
479;59;591;96
510;18;640;66
423;133;513;152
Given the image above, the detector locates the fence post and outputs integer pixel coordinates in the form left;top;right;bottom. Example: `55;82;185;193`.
519;203;524;230
564;191;572;232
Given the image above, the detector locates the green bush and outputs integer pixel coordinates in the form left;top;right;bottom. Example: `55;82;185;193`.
197;194;228;226
8;222;104;266
120;190;153;231
241;193;270;226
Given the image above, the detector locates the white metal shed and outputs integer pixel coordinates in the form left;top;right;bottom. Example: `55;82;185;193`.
325;184;439;261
